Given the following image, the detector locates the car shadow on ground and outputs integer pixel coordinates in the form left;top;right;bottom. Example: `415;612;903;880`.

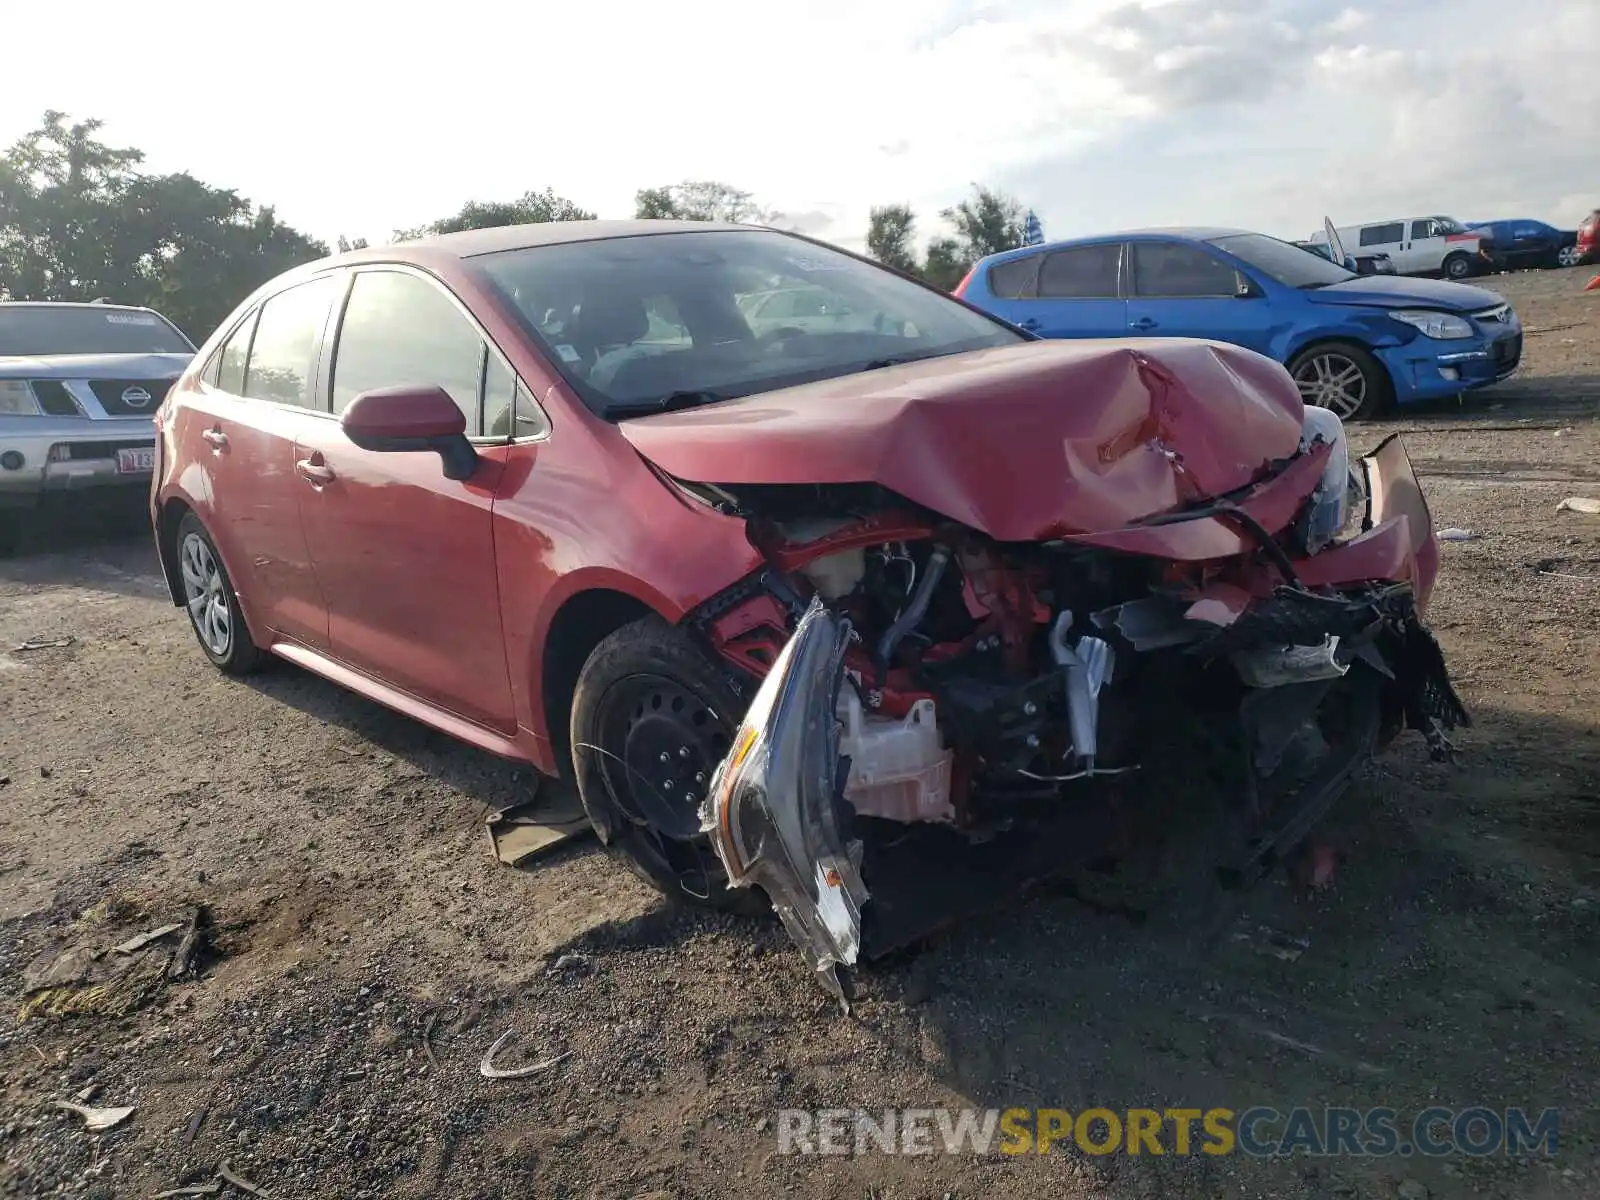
239;656;553;826
1387;374;1600;429
548;700;1598;1144
0;519;167;605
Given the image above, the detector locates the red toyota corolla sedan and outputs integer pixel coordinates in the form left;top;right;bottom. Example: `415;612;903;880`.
152;220;1464;996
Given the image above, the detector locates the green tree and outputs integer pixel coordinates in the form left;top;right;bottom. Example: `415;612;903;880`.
633;186;682;219
941;184;1025;263
126;174;329;337
865;204;919;274
632;180;778;224
921;235;970;292
0;111;327;339
859;186;1026;291
395;188;595;240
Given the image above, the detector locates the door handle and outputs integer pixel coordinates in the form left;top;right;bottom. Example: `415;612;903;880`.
1129;317;1158;331
201;428;228;450
295;457;335;485
1017;316;1042;331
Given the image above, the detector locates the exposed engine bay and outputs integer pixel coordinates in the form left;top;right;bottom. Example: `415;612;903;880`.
686;429;1469;1006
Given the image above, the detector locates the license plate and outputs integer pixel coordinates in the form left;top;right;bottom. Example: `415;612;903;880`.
116;446;156;474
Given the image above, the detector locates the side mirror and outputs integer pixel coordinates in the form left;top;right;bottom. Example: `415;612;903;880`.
341;385;478;481
1234;272;1262;299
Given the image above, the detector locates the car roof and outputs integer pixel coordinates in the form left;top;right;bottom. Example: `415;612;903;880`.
976;227;1253;266
351;219;763;263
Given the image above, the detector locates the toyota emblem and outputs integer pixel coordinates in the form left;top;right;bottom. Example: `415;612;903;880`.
121;386;153;409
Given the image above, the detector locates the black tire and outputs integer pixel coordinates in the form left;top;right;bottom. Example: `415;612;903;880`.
1287;340;1393;421
1442;252;1474;280
570;616;768;915
174;511;265;675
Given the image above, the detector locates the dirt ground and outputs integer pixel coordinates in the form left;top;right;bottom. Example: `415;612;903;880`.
3;267;1598;1200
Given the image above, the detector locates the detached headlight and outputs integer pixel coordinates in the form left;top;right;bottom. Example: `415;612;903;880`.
1296;407;1359;555
1390;309;1474;340
0;381;43;416
700;597;868;1005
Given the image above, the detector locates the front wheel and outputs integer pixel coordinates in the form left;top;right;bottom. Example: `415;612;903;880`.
1288;341;1392;421
570;616;767;914
175;512;264;675
1557;243;1582;269
1442;252;1474;279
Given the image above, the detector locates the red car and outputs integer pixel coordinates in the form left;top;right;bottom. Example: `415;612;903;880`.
1577;209;1600;265
151;221;1465;996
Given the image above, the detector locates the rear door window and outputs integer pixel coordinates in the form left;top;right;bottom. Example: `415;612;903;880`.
1131;242;1239;297
1360;223;1403;247
987;254;1041;299
330;270;487;433
242;278;338;408
209;311;257;394
1037;244;1122;298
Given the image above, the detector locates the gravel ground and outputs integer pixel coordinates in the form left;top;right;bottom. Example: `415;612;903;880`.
2;267;1598;1200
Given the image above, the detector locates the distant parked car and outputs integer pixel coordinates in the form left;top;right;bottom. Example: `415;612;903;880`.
954;226;1522;420
1293;240;1397;275
0;301;195;549
1311;216;1490;279
736;284;882;337
1576;210;1600;266
1466;219;1581;271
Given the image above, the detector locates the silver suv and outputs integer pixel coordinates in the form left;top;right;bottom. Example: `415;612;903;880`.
1;301;195;549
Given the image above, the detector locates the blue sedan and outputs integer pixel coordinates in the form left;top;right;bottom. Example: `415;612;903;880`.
1466;219;1582;271
954;228;1523;420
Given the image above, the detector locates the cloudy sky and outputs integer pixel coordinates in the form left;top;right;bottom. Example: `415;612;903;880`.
7;0;1595;252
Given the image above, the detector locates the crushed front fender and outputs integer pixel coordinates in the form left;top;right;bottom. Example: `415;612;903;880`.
700;597;867;1009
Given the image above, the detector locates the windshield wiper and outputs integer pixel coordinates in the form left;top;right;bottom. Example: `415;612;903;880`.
605;389;726;418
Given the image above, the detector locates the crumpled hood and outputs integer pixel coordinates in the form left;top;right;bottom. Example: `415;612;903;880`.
1306;275;1503;312
0;351;193;380
619;339;1305;542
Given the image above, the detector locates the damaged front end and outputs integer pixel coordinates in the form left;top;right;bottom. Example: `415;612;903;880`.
663;352;1467;996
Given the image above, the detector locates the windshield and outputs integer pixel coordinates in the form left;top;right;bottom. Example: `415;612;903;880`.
476;229;1023;416
1432;216;1468;235
0;306;194;357
1208;232;1356;289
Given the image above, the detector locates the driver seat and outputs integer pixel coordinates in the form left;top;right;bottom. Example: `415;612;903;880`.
567;293;649;367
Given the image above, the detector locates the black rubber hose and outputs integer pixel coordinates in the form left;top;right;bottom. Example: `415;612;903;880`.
875;544;951;672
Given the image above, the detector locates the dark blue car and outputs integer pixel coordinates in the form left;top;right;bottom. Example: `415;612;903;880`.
955;228;1523;420
1465;219;1582;271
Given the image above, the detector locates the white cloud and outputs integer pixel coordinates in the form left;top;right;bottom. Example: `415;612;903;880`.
2;0;1594;254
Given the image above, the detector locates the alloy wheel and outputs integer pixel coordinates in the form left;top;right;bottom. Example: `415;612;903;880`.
1292;353;1368;420
1558;244;1581;269
180;531;232;657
